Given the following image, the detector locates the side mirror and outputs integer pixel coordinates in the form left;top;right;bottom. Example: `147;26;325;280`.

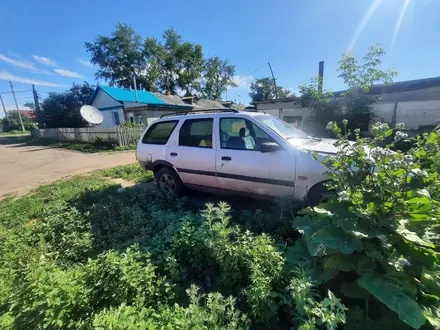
260;142;281;153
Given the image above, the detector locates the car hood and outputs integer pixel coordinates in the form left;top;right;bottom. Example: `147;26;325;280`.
299;138;339;155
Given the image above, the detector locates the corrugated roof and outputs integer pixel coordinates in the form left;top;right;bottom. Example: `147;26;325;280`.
194;99;226;109
98;85;166;105
152;93;190;106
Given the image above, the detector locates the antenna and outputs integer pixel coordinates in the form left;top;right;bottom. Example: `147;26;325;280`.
80;105;104;125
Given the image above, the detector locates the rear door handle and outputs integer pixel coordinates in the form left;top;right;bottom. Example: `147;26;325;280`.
222;156;231;161
170;152;177;156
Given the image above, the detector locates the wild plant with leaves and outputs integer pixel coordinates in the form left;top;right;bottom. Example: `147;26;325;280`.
292;121;440;329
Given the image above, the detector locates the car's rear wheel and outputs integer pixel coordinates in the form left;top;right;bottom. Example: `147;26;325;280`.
155;167;185;196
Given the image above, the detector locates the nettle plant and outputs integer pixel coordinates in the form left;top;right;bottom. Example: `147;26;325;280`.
293;121;440;329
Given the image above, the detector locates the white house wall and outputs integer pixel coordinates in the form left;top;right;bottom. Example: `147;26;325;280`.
92;90;121;109
257;97;440;131
101;108;125;128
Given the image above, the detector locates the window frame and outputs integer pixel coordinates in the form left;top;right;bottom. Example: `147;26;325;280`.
178;118;214;149
219;117;276;152
142;120;178;145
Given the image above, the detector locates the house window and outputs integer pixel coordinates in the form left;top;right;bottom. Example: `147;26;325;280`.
179;118;213;148
283;116;302;127
142;120;178;145
112;111;121;126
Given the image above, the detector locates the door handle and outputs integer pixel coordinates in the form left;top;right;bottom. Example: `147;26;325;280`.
222;156;231;161
170;152;178;156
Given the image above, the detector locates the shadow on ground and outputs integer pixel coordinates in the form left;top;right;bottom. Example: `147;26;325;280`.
0;135;29;145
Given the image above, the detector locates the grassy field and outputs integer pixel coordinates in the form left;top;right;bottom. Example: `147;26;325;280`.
99;163;155;183
0;130;30;135
0;166;301;329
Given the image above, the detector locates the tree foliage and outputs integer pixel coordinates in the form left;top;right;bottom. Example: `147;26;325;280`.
201;56;237;100
1;111;35;131
299;44;397;133
42;82;95;128
292;121;440;329
86;24;236;97
85;23;151;90
249;77;292;102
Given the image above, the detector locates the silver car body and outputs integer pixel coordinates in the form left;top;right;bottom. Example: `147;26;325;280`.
136;111;336;201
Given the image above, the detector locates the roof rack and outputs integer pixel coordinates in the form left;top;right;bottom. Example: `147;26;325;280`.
160;108;239;118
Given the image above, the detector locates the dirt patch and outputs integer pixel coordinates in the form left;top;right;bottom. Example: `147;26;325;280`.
0;136;136;197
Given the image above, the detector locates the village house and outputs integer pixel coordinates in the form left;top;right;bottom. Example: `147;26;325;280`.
89;85;226;127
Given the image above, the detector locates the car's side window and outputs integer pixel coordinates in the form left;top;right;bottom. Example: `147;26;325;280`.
219;118;274;151
142;120;178;145
179;118;213;148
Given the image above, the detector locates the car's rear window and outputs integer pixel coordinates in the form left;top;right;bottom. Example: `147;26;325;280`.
142;120;178;145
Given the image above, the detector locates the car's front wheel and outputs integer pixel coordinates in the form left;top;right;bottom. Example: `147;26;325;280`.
155;167;185;196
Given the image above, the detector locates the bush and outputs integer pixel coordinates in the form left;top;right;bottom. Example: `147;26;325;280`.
292;121;440;329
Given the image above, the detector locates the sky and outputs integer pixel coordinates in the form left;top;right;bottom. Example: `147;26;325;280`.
0;0;439;116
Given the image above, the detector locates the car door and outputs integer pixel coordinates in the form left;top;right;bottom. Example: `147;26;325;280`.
216;116;294;197
166;117;217;188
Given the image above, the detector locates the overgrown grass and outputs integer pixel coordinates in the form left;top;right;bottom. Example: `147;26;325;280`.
0;168;324;329
22;137;136;153
0;130;30;135
99;163;154;183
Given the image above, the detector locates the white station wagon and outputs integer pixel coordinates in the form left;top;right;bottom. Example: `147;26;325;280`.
136;109;337;205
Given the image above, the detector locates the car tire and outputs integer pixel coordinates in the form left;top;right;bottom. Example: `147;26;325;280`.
306;182;330;207
155;167;185;196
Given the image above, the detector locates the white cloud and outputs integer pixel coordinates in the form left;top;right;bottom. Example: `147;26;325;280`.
33;55;57;67
232;75;254;88
77;58;94;67
0;70;64;87
0;54;53;75
53;69;84;78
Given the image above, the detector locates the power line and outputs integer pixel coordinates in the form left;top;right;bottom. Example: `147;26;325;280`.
247;63;268;76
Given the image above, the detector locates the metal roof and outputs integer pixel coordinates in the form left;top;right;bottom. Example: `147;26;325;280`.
92;85;167;105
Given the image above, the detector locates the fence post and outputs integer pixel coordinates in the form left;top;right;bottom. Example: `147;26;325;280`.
116;128;122;146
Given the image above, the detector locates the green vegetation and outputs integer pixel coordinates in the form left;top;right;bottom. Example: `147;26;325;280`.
0;130;30;135
291;121;440;329
100;164;154;183
86;24;237;98
0;168;344;329
21;137;135;153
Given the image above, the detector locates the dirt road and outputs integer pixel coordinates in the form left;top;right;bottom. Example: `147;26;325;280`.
0;136;136;197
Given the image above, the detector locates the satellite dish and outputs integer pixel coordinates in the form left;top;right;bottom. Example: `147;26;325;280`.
80;105;104;125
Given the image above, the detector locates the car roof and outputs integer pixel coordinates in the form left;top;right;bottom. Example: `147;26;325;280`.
159;110;263;121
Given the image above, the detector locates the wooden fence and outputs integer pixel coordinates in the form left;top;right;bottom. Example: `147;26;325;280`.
31;127;145;147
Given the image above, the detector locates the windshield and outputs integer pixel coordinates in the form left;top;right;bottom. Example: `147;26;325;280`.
255;114;307;139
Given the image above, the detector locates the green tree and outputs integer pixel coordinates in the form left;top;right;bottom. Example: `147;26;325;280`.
42;82;95;128
299;43;397;133
1;111;35;131
201;57;237;100
85;23;157;90
145;28;204;95
23;102;35;110
249;77;292;102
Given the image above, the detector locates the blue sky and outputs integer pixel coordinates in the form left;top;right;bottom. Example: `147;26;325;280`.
0;0;439;115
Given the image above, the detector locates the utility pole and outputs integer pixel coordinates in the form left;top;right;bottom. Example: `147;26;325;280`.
133;75;139;102
268;62;278;99
318;61;324;93
9;81;25;131
32;84;44;128
0;94;8;120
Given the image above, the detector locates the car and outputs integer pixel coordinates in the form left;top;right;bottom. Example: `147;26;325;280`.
136;109;337;205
